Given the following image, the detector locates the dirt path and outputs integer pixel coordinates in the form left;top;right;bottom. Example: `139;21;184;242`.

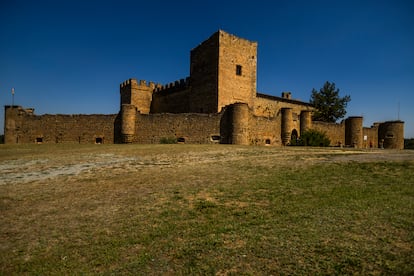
1;146;413;185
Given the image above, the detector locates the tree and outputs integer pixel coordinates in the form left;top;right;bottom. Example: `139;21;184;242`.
310;81;351;122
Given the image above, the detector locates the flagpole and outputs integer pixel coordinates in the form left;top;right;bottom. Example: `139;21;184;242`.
11;88;15;107
397;101;400;120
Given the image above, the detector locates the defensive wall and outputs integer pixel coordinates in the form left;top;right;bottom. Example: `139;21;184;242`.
4;102;404;149
4;106;116;144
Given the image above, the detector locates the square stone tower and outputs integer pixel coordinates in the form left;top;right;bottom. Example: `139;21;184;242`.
189;30;257;113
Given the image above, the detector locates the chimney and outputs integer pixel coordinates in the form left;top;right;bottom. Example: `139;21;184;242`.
282;92;291;99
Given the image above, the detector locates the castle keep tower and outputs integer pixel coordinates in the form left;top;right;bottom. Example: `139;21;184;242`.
190;30;257;113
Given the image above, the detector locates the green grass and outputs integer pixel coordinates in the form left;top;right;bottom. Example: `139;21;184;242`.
0;145;413;274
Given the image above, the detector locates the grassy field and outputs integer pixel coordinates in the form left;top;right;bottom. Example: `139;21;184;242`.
1;144;413;275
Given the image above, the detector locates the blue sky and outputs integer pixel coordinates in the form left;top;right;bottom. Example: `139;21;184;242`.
1;0;413;137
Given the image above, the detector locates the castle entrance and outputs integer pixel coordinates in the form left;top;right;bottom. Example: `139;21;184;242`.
291;129;298;144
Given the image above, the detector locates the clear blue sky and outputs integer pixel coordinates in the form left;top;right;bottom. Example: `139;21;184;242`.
1;0;413;137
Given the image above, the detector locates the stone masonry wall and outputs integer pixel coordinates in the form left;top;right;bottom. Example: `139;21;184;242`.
254;94;314;118
312;121;345;147
5;106;116;144
362;126;379;148
249;114;282;146
151;86;191;113
134;112;222;144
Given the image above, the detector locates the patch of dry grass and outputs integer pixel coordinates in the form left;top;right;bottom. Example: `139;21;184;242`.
1;144;413;274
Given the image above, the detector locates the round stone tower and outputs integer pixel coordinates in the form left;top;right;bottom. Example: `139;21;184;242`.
231;103;249;145
281;108;293;145
300;110;312;135
345;116;363;148
378;121;404;149
121;104;136;143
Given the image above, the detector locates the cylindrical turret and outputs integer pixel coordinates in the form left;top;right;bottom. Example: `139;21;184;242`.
121;104;136;143
378;121;404;149
345;116;363;148
300;110;312;135
281;108;293;145
231;103;249;145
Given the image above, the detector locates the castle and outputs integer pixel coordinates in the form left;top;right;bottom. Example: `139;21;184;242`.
4;30;404;149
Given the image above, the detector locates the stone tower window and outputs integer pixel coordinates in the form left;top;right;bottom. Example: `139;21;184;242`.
386;132;394;138
236;65;242;76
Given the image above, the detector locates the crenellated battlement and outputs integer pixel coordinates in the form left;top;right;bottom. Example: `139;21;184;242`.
154;77;190;94
120;78;135;89
120;78;160;90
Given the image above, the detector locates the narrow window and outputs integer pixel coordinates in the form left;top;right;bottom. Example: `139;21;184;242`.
265;139;271;145
211;135;221;142
236;65;242;76
386;133;394;138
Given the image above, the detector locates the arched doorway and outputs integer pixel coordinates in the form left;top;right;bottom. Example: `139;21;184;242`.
291;129;298;145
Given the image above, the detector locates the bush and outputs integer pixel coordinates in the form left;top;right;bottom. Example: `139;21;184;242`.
159;137;177;144
295;129;331;147
405;139;414;150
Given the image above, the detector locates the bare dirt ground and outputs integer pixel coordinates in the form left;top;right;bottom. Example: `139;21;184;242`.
1;145;413;186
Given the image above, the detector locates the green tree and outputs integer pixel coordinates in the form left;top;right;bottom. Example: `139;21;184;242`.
310;81;351;122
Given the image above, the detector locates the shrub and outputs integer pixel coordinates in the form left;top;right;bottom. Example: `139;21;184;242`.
405;138;414;150
159;137;177;144
295;129;331;147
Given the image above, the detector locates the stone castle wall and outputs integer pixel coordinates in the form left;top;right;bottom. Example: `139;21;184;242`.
249;114;282;146
254;94;314;118
151;79;191;113
312;121;345;147
363;125;379;148
4;103;405;149
134;112;222;144
4;106;116;144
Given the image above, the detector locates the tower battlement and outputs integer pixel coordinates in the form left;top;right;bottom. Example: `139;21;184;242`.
119;78;159;114
154;77;190;94
120;78;160;90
